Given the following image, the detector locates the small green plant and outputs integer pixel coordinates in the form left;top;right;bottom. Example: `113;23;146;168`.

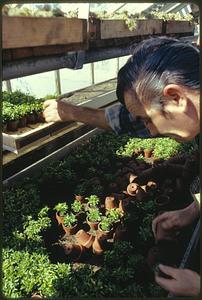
63;213;77;228
106;208;122;223
71;200;83;214
87;208;102;223
85;195;100;208
54;202;68;216
99;216;113;232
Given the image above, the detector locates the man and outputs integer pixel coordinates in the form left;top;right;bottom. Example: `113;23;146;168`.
43;36;200;296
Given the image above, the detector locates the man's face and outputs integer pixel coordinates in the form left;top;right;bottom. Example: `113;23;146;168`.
124;89;199;142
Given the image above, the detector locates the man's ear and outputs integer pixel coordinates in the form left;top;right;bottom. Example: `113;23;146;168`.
163;84;188;113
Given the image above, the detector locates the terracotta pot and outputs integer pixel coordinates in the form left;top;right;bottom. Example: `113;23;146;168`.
105;196;117;210
97;222;112;239
127;183;138;196
18;116;27;128
75;194;85;203
7;120;19;131
75;229;95;248
144;149;153;158
146;246;160;268
118;198;131;213
155;195;170;207
86;217;99;230
31;293;43;298
147;181;157;191
55;212;64;225
62;222;78;235
92;235;108;255
129;174;137;184
26;113;37;124
63;243;85;261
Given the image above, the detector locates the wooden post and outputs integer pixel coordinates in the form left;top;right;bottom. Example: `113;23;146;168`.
54;70;61;95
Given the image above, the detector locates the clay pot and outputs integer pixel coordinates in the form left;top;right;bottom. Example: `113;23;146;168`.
97;222;112;239
144;149;153;158
75;229;95;248
92;235;108;255
31;293;43;298
86;217;99;230
26;113;37;124
105;196;117;210
55;212;64;225
135;186;147;201
75;194;85;203
118;197;134;213
127;183;138;196
129;174;137;184
62;222;78;235
63;243;85;261
18;116;27;128
155;195;170;207
146;246;160;268
7;120;19;131
147;181;157;191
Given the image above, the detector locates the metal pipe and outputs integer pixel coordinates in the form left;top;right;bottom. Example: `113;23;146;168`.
3;46;131;80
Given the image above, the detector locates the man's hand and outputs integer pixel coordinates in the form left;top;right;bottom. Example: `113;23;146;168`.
152;202;199;240
43;99;74;123
155;264;200;296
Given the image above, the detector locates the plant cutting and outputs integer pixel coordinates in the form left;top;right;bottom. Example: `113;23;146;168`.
54;202;68;225
98;216;114;239
85;194;100;210
6;105;20;131
62;213;78;235
86;208;102;230
106;208;122;224
71;200;85;222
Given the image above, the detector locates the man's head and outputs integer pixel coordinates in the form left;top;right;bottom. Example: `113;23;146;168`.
116;37;200;141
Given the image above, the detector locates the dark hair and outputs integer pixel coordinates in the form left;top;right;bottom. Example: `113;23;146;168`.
116;36;199;107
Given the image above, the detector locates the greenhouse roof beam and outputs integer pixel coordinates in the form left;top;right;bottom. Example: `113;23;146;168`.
3;46;131;80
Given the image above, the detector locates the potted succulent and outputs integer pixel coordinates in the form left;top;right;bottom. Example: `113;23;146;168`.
106;208;122;225
18;103;28;128
6;105;20;131
98;215;114;239
85;194;100;210
26;103;38;124
74;182;87;203
54;202;68;225
62;212;78;235
86;208;102;230
71;200;85;222
75;229;95;249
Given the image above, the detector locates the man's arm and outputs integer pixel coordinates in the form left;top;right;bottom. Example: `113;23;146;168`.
43;99;111;130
